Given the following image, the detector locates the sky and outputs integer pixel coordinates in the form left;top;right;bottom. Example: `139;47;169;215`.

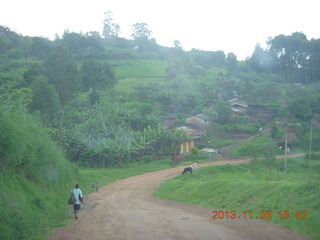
1;0;320;60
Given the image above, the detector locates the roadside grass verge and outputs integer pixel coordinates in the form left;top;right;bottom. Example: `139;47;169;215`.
0;168;81;240
153;157;320;240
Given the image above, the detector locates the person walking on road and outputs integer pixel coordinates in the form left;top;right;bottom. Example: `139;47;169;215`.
72;184;83;219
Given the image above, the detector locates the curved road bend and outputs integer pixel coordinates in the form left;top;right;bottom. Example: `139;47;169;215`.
49;159;311;240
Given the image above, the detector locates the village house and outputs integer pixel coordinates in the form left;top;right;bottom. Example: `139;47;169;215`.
177;114;210;154
228;98;248;117
179;136;199;154
186;114;210;127
185;113;210;137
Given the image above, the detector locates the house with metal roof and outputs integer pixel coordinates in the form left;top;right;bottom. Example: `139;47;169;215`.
228;98;248;117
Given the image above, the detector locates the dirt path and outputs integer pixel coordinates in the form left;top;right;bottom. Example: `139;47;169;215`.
49;159;310;240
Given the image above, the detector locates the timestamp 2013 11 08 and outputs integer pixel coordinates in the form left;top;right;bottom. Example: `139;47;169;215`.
211;210;308;220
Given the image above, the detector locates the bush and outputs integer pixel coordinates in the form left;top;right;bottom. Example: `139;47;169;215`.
191;147;199;154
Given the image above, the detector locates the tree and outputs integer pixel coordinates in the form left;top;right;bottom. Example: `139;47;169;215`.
59;30;104;58
102;11;120;38
226;52;238;73
131;22;151;40
173;40;183;50
26;36;52;59
190;49;226;68
214;100;232;122
0;25;22;54
267;32;310;82
309;39;320;83
30;76;61;124
23;62;44;85
81;59;116;91
287;88;313;120
44;45;81;105
248;44;273;72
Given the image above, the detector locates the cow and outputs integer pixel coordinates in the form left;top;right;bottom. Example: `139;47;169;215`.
182;167;193;174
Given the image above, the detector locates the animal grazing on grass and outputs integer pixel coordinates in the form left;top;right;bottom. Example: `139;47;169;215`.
182;167;193;174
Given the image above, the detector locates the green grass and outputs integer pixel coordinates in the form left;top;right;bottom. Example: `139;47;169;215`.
225;133;279;158
78;158;174;193
110;59;168;92
211;137;249;148
109;59;167;78
153;157;320;240
116;76;166;93
0;169;80;240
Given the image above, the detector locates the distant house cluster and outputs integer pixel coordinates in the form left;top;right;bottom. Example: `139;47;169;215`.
163;98;250;155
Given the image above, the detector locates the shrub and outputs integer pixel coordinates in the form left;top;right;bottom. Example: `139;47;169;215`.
191;147;199;154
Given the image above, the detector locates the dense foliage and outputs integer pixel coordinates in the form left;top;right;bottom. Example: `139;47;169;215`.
1;24;320;169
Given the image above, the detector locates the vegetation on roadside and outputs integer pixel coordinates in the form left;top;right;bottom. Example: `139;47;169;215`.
153;157;320;240
0;102;79;240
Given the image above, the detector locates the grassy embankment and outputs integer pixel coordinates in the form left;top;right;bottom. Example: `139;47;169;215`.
154;155;320;240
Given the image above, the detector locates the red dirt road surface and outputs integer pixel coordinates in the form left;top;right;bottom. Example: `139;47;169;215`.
49;159;311;240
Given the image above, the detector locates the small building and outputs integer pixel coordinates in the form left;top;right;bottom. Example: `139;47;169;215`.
228;98;248;116
184;122;207;136
177;125;201;154
180;137;198;154
176;126;196;136
186;114;210;126
231;107;242;118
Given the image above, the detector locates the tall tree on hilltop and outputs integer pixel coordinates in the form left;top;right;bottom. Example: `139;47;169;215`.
131;22;151;40
267;32;310;82
309;38;320;82
102;11;120;38
131;22;153;52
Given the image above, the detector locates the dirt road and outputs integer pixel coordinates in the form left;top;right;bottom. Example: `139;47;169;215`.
49;159;310;240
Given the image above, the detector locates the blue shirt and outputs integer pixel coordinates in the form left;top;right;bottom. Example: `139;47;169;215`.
72;188;83;204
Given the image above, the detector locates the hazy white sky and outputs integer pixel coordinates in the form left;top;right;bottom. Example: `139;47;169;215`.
1;0;320;60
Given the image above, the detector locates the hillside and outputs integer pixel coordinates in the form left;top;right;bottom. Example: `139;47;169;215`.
110;59;168;92
1;26;320;240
